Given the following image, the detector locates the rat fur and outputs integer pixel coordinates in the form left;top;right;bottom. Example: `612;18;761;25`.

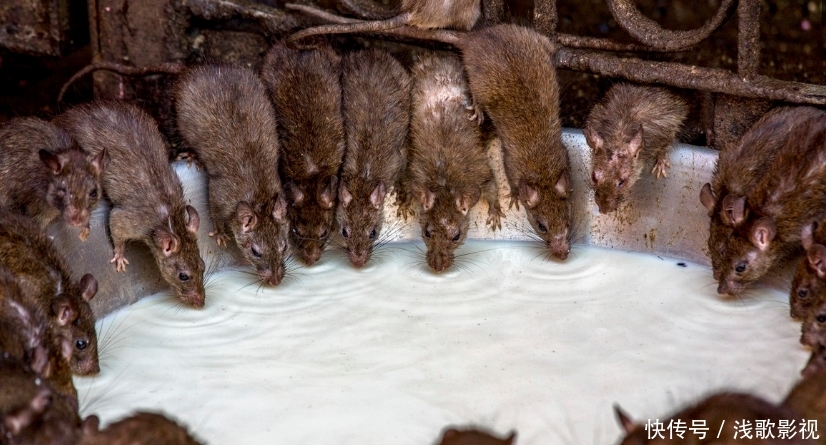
79;412;202;445
56;102;206;308
0;209;99;377
175;64;290;285
790;220;826;321
714;107;826;297
0;118;108;241
438;426;516;445
584;83;687;213
783;367;826;429
261;42;346;266
402;53;501;272
337;48;410;268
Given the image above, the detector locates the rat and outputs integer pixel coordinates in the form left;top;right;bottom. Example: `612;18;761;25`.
175;64;290;285
437;426;516;445
337;48;410;268
783;366;826;431
0;209;99;377
584;83;687;214
614;392;816;445
714;106;826;297
790;221;826;321
800;299;826;348
55;101;207;308
261;42;346;266
285;0;481;43
401;53;502;272
699;107;796;282
800;343;826;378
79;412;203;445
0;117;108;241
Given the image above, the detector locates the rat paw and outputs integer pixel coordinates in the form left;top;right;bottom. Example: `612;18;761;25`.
209;231;230;247
652;158;671;179
466;100;484;126
78;226;90;242
110;253;129;272
175;152;202;170
507;193;521;211
487;205;505;231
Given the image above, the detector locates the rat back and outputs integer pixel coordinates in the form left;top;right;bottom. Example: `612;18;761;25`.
783;367;826;431
438;427;516;445
338;48;410;267
458;24;571;259
176;64;289;285
80;412;202;445
262;42;345;266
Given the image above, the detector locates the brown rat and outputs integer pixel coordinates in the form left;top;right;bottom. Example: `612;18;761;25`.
715;107;826;297
784;367;826;431
175;64;290;285
56;102;207;308
584;83;687;214
437;426;516;445
286;0;481;43
615;392;817;445
261;42;346;266
790;221;826;321
0;117;108;241
402;53;501;273
800;299;826;348
79;412;203;445
800;343;826;378
337;48;410;268
699;107;794;282
0;209;99;377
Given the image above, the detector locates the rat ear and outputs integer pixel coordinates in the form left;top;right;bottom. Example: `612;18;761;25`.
185;205;200;234
613;404;637;433
236;201;258;233
272;194;287;221
79;273;98;302
38;149;62;175
455;188;481;216
287;183;304;205
4;388;52;435
416;188;435;212
370;182;386;210
339;182;353;208
802;221;818;251
627;125;644;158
90;148;109;174
807;244;826;279
59;335;73;362
555;170;570;198
319;176;338;209
591;168;603;185
584;126;604;151
30;345;49;377
699;183;716;213
519;180;540;208
721;195;746;226
52;297;78;326
749;216;776;251
152;227;180;257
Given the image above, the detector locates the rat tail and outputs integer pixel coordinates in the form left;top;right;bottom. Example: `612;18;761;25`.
58;61;185;104
337;0;395;20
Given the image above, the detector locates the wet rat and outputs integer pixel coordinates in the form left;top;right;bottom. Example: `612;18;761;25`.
699;107;795;281
261;42;346;266
176;64;290;285
715;107;826;297
0;117;108;241
584;83;687;214
615;392;816;445
437;426;516;445
79;412;203;445
401;53;501;272
790;221;826;321
0;209;99;377
337;48;410;268
286;0;481;43
56;102;206;308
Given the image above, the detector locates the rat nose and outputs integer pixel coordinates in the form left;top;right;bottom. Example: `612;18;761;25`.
183;292;205;309
349;250;368;268
302;246;321;266
260;266;284;286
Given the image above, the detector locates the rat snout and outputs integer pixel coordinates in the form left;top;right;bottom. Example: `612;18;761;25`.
712;267;721;281
78;358;101;376
301;246;322;266
548;235;570;261
181;291;205;309
259;265;285;286
716;279;741;297
349;249;369;268
65;206;89;227
427;251;453;273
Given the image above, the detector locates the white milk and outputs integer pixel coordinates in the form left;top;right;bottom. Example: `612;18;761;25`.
75;241;806;445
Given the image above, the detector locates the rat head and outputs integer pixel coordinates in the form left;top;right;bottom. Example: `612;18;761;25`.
700;183;734;280
519;172;572;260
40;147;108;237
52;274;100;376
0;386;80;445
416;186;477;273
716;217;778;297
337;180;387;268
585;124;644;214
150;206;205;308
438;427;516;445
230;197;290;286
790;223;826;320
802;302;826;347
286;177;338;266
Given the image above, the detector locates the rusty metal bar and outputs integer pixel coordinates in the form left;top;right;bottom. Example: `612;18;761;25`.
737;0;761;78
555;47;826;105
604;0;735;51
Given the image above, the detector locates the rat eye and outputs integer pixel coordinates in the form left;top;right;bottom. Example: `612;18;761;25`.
735;262;747;273
341;227;350;238
818;314;826;324
178;272;190;282
799;288;810;300
369;229;377;240
617;179;626;188
537;221;548;233
424;226;431;238
76;339;88;351
320;229;328;239
89;189;98;198
452;231;461;242
251;246;262;258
